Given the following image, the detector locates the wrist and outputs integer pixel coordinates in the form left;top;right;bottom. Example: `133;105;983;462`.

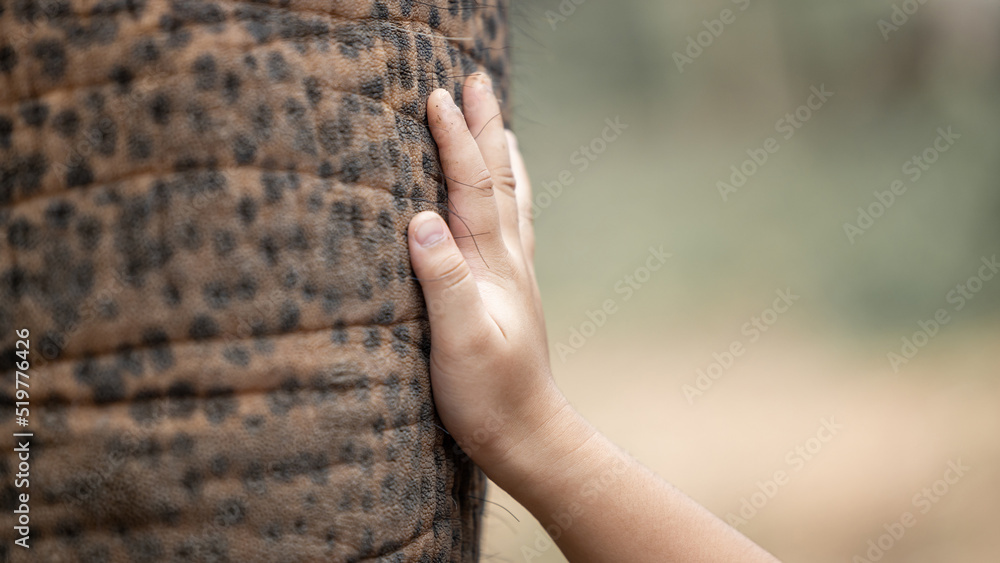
474;383;597;494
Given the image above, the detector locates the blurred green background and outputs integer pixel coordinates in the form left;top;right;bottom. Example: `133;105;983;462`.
482;1;1000;561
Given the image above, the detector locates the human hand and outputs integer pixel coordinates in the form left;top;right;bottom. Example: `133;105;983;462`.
407;74;569;477
408;75;783;563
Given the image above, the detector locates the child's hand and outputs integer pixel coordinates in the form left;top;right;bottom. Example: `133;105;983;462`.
408;75;782;563
407;75;569;475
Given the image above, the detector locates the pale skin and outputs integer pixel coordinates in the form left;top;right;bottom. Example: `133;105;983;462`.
407;74;782;563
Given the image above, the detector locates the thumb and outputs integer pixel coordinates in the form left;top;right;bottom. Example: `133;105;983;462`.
408;211;489;336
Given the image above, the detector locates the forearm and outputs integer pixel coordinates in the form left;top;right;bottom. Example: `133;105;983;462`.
485;402;782;563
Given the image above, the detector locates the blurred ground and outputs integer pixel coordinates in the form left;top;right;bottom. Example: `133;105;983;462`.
482;0;1000;561
482;325;1000;562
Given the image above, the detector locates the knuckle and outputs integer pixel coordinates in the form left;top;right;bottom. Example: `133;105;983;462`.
467;167;495;194
492;165;517;194
434;251;473;293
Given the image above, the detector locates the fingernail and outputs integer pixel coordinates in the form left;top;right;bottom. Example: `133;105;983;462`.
415;215;445;247
443;90;459;110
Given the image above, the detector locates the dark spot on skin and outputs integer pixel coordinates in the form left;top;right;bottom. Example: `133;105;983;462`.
142;329;174;371
203;281;229;309
278;302;300;331
76;215;102;251
89;117;117;155
66;158;94;188
0;116;12;149
262;522;283;542
158;504;181;526
334;23;375;59
262;172;284;203
1;267;28;301
7;218;38;250
19;101;49;127
192;54;217;90
318;113;353;156
125;534;163;563
363;327;380;349
117;344;144;376
359;279;373;300
203;387;237;425
182;468;203;495
234;276;257;300
303;76;322;107
213;230;235;257
109;65;134;91
127;133;153;160
268;377;301;415
150;92;171;125
167;381;197;418
242;460;266;494
251;103;272;138
223;71;241;103
415;34;433;64
74;358;125;404
340;156;362;183
373;302;394;325
189;315;219;341
259;235;278;265
132;38;160;63
186;103;210;133
5;152;48;196
129;388;163;424
243;415;265;434
44;200;75;229
210;455;230;476
429;6;441;28
32;39;67;78
170;433;194;456
54;518;83;540
86;92;105;112
215;498;247;527
237;196;258;224
223;345;250;366
163;282;182;307
0;45;17;73
362;490;375;511
233;134;256;164
266;51;290;82
360;77;384;100
51;109;80;138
